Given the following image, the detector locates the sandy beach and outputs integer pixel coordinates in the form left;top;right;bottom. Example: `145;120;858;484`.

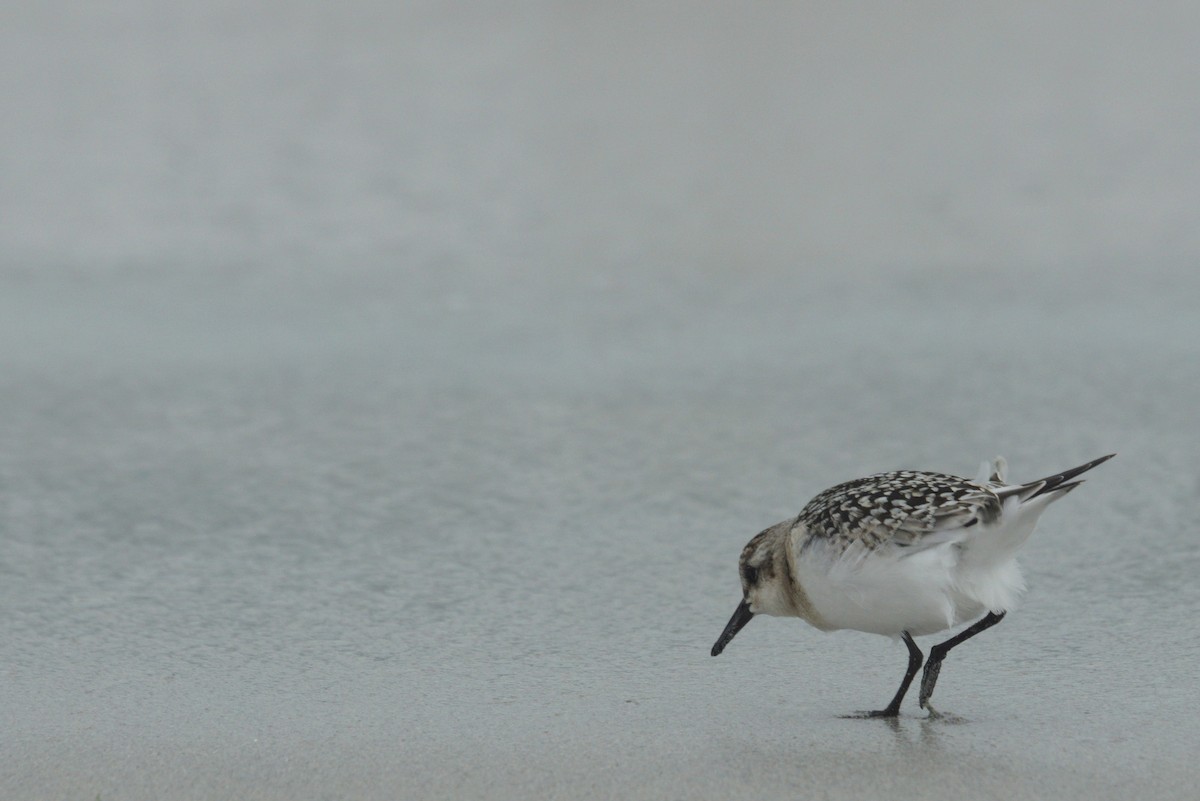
3;3;1200;799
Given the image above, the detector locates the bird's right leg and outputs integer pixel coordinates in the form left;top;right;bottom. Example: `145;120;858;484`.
919;611;1006;710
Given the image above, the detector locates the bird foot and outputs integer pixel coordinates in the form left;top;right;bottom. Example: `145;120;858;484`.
842;708;900;720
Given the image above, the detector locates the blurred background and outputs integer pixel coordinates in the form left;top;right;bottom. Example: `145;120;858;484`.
2;3;1198;799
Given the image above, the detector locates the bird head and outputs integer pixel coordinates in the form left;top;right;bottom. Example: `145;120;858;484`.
711;522;795;656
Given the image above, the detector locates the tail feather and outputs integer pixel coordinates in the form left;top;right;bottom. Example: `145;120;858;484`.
1042;479;1085;498
1027;454;1115;499
996;454;1115;503
957;455;1113;572
974;456;1009;485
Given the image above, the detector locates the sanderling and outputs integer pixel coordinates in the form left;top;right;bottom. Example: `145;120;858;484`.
711;454;1114;717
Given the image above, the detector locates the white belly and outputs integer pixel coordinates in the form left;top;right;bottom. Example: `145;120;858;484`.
795;541;1024;637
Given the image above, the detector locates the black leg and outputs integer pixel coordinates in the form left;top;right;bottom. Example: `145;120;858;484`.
919;611;1006;710
857;632;923;718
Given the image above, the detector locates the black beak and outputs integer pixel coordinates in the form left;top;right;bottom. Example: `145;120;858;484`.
711;599;754;656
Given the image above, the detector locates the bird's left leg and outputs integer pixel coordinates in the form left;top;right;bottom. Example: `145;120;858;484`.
919;611;1006;710
853;632;923;718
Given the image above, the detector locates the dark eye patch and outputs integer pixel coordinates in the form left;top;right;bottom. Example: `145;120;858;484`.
743;565;759;584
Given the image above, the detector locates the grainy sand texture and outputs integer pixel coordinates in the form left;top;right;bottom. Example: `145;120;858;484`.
3;3;1199;799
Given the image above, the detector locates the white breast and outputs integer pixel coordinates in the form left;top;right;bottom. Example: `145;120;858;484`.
794;541;963;636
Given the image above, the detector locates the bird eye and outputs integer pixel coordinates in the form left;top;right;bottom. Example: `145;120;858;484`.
743;565;759;584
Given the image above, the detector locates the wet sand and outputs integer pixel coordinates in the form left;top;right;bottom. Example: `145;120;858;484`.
3;3;1200;799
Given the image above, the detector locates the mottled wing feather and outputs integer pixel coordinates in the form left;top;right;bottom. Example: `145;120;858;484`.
796;471;1001;552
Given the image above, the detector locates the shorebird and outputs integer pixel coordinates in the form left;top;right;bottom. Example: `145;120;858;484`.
710;454;1114;717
